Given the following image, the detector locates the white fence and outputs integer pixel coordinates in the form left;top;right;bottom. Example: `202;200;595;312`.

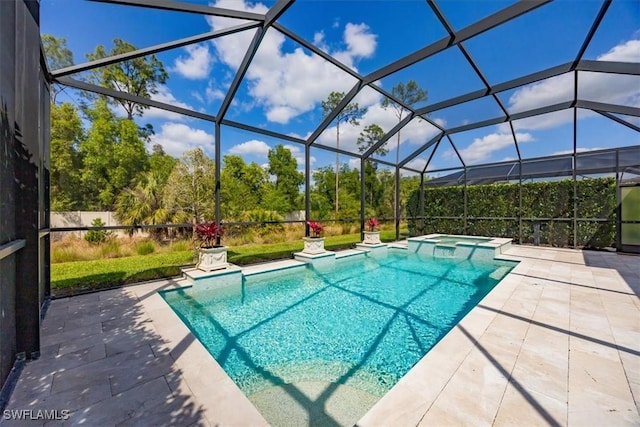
50;211;145;239
51;210;307;240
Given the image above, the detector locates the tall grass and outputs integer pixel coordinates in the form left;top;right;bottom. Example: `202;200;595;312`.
51;236;184;263
135;241;155;255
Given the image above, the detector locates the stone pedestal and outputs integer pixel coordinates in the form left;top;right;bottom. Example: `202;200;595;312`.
362;231;381;245
197;246;228;271
302;237;325;255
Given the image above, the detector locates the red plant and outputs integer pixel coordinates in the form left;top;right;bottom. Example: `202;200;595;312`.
194;222;223;248
367;217;380;232
307;221;324;238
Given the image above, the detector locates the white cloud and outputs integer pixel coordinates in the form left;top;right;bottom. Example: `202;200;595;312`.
191;91;205;104
313;31;327;51
206;82;226;103
207;0;378;124
507;74;573;116
150;122;215;157
145;86;195;121
598;38;640;62
452;132;534;164
228;139;270;157
343;23;377;58
173;44;214;80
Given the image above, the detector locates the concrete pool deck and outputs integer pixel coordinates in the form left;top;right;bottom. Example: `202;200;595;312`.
4;245;639;426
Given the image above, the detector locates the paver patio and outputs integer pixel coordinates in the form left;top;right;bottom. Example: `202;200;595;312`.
4;246;639;426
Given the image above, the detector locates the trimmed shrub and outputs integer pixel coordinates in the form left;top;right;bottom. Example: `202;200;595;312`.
407;177;616;248
84;218;113;244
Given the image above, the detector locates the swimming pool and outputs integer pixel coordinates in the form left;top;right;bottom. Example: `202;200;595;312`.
161;249;515;423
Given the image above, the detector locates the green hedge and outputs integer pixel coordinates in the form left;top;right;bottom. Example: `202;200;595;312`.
407;177;616;248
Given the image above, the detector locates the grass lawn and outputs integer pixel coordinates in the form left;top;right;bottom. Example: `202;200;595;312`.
51;231;402;297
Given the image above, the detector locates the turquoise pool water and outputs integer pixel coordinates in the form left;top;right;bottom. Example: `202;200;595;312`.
161;251;515;398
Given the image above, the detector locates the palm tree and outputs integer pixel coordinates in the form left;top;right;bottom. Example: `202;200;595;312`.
115;172;170;240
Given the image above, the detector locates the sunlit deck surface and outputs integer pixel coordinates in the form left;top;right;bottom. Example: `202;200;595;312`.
6;246;639;426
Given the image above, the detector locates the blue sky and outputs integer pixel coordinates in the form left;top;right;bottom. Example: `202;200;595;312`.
42;0;639;176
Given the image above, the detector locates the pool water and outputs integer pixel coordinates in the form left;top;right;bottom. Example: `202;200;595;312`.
161;251;515;400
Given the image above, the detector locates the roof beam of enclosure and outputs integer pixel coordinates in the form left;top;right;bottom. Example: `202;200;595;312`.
400;165;423;175
216;28;265;121
56;76;217;122
509;101;574;121
216;0;294;122
51;23;260;78
595;111;640;133
576;100;640;117
423;139;442;173
398;132;444;168
509;121;522;162
571;0;611;68
265;0;295;26
576;60;640;75
446;116;508;135
363;0;551;85
221;120;306;145
446;135;466;169
90;0;265;20
362;113;414;159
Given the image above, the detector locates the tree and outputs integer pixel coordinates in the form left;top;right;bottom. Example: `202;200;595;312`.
79;99;149;209
115;147;177;239
149;145;178;185
42;34;74;103
400;175;421;220
321;91;366;216
310;166;337;219
381;80;428;165
381;80;427;220
163;148;216;224
86;39;168;119
357;124;388;157
50;102;84;210
221;155;267;218
115;171;170;240
267;145;303;213
357;124;389;210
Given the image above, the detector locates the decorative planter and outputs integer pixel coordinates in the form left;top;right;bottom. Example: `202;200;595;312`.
363;231;381;245
197;246;229;271
303;237;326;255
